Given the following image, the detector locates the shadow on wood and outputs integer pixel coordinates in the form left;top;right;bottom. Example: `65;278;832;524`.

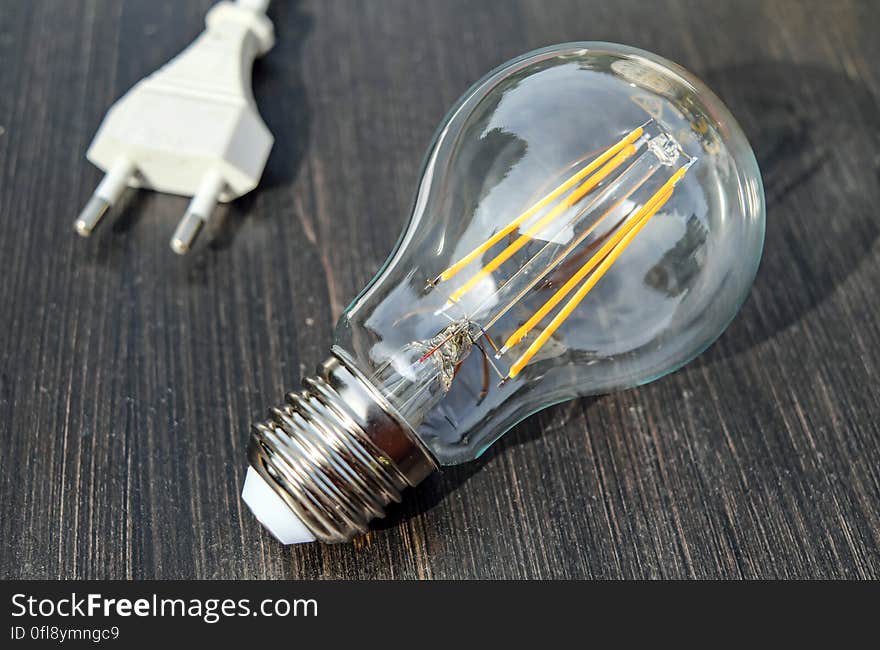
208;0;314;253
376;397;599;532
699;62;880;365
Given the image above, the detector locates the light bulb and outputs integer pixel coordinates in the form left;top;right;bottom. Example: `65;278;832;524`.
242;42;765;544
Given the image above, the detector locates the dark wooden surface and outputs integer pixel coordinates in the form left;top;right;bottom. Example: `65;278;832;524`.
1;0;879;580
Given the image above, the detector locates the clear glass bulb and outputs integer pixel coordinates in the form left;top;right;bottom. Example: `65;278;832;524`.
243;42;765;544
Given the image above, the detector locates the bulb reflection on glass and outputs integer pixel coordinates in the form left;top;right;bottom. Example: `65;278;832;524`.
243;42;765;544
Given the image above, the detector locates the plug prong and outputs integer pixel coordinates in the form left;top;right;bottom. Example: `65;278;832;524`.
75;158;134;237
170;212;204;255
170;171;225;254
74;196;110;237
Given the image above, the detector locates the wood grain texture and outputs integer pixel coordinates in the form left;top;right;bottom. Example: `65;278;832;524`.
1;0;878;579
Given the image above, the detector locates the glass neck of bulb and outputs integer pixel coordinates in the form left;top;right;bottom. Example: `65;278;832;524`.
368;321;474;426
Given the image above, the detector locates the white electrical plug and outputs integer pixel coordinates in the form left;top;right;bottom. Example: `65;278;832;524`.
75;0;275;254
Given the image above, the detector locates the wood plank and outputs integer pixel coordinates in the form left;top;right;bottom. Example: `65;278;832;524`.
0;0;877;579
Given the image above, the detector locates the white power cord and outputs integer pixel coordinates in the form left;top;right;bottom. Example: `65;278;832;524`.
75;0;275;254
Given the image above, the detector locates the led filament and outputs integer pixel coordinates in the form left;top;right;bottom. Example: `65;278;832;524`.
425;121;695;380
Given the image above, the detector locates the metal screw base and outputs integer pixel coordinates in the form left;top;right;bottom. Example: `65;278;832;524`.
247;353;438;543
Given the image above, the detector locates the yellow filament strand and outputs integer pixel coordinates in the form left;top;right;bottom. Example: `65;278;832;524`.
502;166;688;352
507;167;688;378
480;164;660;333
449;144;637;303
437;126;645;283
507;191;672;377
